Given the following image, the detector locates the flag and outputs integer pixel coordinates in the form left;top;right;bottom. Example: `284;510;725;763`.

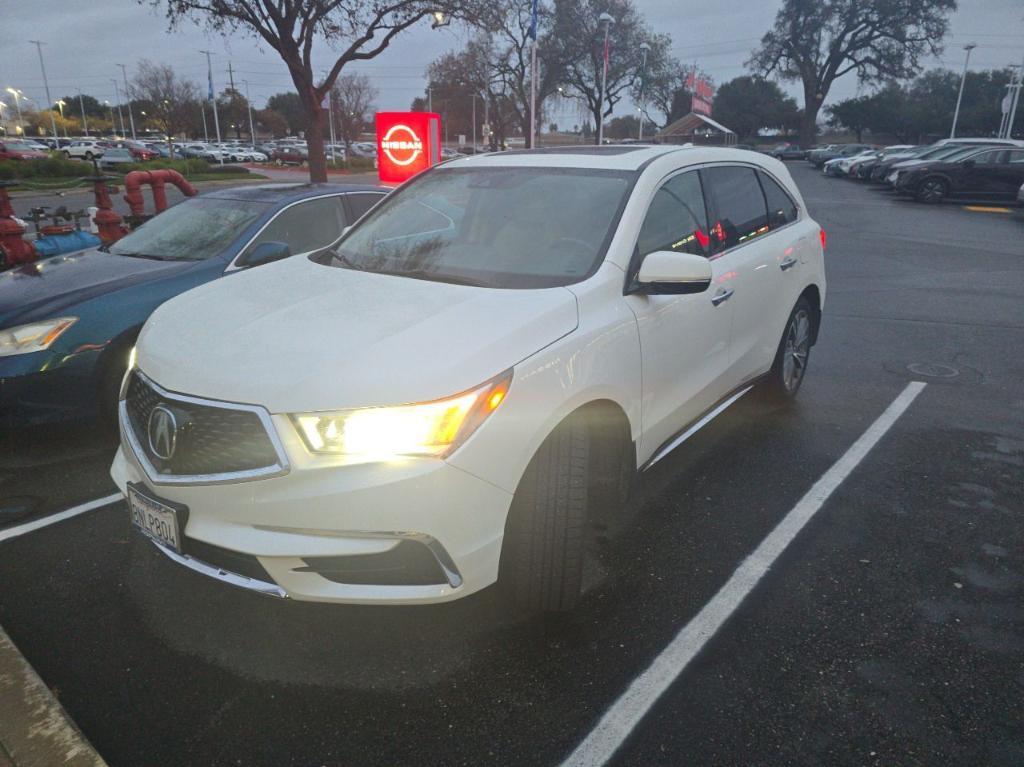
528;0;539;41
208;67;214;101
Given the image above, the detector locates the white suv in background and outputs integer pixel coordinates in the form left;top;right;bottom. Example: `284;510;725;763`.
64;140;106;160
112;146;826;611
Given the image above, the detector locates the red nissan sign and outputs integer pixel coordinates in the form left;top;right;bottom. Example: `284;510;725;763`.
375;111;441;184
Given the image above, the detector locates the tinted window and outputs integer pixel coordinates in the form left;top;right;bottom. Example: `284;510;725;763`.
346;192;386;220
757;171;797;229
969;150;1005;165
702;166;769;251
636;171;709;258
1007;151;1024;164
242;196;348;259
333;167;631;289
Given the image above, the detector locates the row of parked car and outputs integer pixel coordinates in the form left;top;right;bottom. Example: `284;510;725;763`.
765;138;1024;208
805;138;1024;206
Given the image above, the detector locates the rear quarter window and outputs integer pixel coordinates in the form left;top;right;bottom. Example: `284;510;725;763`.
757;170;798;229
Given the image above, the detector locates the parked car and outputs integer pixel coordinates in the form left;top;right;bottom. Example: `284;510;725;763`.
0;139;49;161
0;183;388;431
770;143;806;160
63;140;106;160
98;148;137;168
852;145;923;180
879;143;1018;187
823;149;876;176
894;146;1024;203
1016;182;1024;219
808;144;872;168
40;137;74;150
147;143;187;160
349;141;378;159
110;146;826;612
182;143;225;162
271;145;309;165
109;141;158;161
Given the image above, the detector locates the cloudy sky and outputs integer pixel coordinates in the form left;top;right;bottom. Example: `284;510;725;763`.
1;0;1021;128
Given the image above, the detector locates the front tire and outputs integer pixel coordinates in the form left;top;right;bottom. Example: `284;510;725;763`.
761;297;814;402
501;417;589;612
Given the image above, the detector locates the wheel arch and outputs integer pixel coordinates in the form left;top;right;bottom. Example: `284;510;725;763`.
799;284;823;345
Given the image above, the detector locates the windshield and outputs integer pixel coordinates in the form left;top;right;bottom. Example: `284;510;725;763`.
331;166;633;289
108;197;269;261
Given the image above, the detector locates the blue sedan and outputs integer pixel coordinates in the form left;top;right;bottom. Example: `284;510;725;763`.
0;183;387;429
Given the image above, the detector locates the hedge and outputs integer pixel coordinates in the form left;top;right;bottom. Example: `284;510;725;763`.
0;156;92;180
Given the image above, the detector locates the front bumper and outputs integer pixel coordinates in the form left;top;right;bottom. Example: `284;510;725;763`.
0;348;102;429
111;430;514;604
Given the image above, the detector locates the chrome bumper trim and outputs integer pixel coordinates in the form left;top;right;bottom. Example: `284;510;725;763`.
151;540;289;599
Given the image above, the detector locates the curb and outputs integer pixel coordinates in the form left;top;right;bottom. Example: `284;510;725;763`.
0;625;107;766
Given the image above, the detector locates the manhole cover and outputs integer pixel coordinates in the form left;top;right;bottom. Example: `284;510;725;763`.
907;362;960;379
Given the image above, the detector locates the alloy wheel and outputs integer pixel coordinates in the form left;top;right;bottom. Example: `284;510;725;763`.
782;309;811;393
919;178;946;203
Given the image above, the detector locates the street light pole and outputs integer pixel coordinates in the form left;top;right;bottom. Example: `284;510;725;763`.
29;41;59;145
201;50;224;162
55;100;67;137
1007;54;1024;139
243;80;256;143
5;89;23;135
111;79;126;137
117;63;137;140
596;12;615;146
472;93;477;154
78;90;89;136
638;42;651;141
0;102;7;136
950;43;976;139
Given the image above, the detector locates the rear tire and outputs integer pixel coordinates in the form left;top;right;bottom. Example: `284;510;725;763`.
915;176;948;204
501;417;589;612
760;297;814;403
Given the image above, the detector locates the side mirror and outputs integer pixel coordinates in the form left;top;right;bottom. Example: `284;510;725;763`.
238;240;291;268
633;250;712;295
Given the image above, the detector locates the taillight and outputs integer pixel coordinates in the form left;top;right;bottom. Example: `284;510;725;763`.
819;228;827;251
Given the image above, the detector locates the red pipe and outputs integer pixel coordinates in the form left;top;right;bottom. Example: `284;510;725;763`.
123;170;198;217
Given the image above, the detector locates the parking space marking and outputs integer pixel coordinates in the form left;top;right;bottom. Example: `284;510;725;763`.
0;494;122;544
561;381;927;767
963;206;1011;213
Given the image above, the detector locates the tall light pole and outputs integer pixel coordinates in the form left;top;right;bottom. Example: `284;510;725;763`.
111;79;126;136
637;42;651;141
28;41;59;145
117;63;137;140
103;100;115;134
1007;54;1024;139
596;12;615;146
200;50;224;161
243;79;256;143
4;89;23;135
950;43;976;139
78;90;89;136
55;99;67;137
0;101;7;136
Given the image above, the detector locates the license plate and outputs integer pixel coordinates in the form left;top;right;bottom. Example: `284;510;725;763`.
128;485;182;552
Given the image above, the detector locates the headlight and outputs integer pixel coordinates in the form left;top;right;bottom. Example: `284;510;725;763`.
0;317;77;357
292;370;512;458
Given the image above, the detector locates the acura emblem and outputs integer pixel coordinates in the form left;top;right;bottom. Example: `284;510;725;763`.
148;405;178;461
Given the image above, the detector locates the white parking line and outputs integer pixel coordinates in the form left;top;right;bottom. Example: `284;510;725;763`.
561;380;927;767
0;493;122;544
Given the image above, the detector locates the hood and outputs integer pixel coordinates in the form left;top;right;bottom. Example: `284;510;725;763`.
137;255;580;413
0;249;197;327
891;158;935;171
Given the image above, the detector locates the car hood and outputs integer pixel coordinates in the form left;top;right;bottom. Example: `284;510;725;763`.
0;249;198;327
137;255;580;413
891;158;938;171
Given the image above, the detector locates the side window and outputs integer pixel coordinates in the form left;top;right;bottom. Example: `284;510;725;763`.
241;196;348;259
1007;150;1024;164
636;171;709;258
702;166;769;251
972;150;1005;165
346;192;386;221
757;170;798;229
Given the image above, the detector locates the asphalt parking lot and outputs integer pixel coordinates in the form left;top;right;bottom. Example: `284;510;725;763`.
1;164;1021;766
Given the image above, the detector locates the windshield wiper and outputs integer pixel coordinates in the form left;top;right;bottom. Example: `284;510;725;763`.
111;252;184;261
331;250;369;271
380;269;490;288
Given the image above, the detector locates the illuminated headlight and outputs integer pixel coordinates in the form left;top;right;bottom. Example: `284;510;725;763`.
292;370;512;458
0;317;77;357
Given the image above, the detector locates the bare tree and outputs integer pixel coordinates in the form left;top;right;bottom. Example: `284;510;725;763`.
130;60;200;153
151;0;485;182
748;0;956;147
558;0;676;144
331;73;377;152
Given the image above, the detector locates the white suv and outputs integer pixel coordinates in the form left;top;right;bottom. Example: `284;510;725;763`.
111;146;826;611
64;140;106;160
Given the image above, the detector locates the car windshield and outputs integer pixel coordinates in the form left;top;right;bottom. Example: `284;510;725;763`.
107;197;269;261
331;166;633;289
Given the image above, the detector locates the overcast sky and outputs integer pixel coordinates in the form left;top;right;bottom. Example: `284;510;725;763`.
1;0;1021;129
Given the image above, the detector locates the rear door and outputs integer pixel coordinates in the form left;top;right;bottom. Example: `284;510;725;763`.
701;165;805;384
957;149;1006;198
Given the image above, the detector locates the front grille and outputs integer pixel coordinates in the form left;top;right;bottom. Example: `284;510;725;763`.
125;371;281;478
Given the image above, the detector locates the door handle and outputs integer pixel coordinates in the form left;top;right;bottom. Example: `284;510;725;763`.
711;288;734;306
779;256;798;271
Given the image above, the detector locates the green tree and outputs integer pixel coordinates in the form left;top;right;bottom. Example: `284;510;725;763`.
266;92;307;135
605;114;639;138
826;95;874;141
749;0;956;147
712;76;799;141
217;87;251;139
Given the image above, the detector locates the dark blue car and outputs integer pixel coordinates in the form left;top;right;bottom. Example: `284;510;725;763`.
0;183;386;429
